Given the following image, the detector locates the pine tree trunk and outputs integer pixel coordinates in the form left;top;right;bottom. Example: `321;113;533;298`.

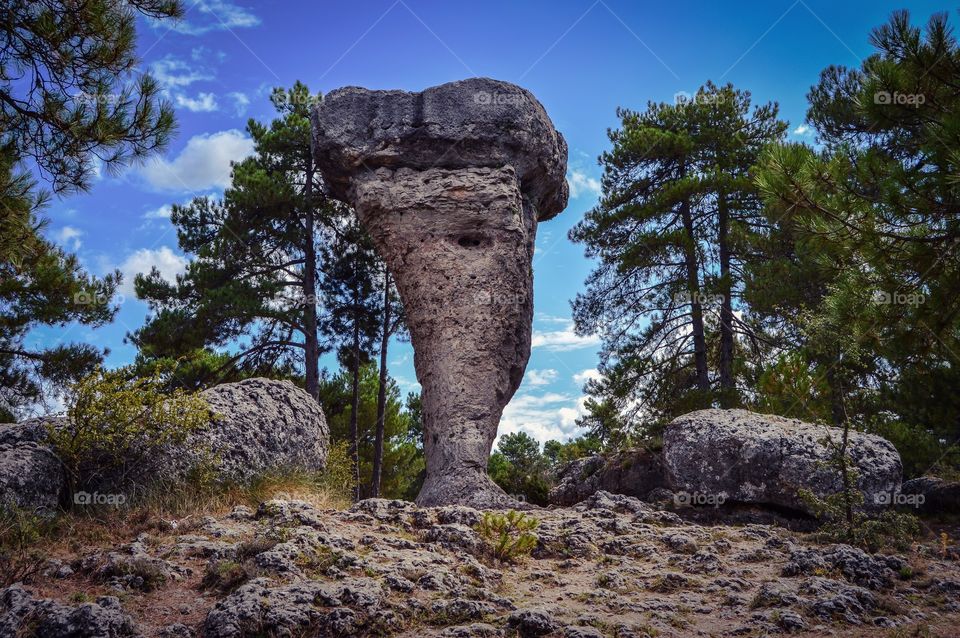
679;177;710;394
717;192;735;405
371;270;391;497
303;158;320;400
350;290;362;502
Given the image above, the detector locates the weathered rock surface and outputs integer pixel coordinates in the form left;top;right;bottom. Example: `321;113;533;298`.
3;489;960;637
0;419;65;514
901;476;960;514
312;78;568;508
0;585;141;637
548;449;666;506
0;379;328;512
182;377;329;482
662;409;902;515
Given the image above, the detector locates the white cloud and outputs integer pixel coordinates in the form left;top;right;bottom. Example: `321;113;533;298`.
140;129;254;192
159;0;261;36
175;92;218;112
150;56;213;91
142;203;174;219
118;247;187;297
228;91;250;116
566;168;601;199
573;368;602;387
534;312;570;325
499;391;589;444
524;369;558;387
532;322;601;352
793;124;812;136
54;226;83;251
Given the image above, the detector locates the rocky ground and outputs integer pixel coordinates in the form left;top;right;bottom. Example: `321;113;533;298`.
3;491;960;638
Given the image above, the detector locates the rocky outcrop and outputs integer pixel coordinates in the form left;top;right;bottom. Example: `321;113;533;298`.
663;409;902;515
0;419;65;514
548;449;666;506
312;78;568;508
3;489;960;636
901;476;960;515
173;377;330;483
0;379;329;513
0;585;140;637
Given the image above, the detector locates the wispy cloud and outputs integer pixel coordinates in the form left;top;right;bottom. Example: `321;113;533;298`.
118;247;188;297
176;92;219;112
227;91;250;116
499;391;589;444
532;322;601;352
53;226;83;251
156;0;261;36
566;168;602;199
140;130;254;192
792;123;812;136
150;56;213;90
525;369;559;387
573;368;602;387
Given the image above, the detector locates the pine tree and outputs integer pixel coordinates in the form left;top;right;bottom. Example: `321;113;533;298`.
0;0;180;416
318;220;382;500
132;83;337;396
570;83;784;428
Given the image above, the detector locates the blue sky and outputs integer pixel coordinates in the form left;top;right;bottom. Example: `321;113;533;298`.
31;0;947;442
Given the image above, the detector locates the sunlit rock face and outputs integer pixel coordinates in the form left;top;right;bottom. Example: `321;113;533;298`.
312;78;568;507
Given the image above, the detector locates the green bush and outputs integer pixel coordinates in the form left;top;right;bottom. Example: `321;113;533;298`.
475;510;539;563
48;362;213;497
800;487;921;552
0;505;49;587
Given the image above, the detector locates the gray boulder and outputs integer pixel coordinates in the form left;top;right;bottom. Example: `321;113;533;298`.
0;420;65;514
662;409;902;515
0;585;140;637
548;449;666;506
169;377;330;483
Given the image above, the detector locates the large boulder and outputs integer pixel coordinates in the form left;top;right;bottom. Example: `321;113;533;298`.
0;419;65;514
548;449;666;506
176;377;330;482
662;409;902;515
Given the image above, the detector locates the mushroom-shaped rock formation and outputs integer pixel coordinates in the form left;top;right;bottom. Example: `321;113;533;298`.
312;78;568;508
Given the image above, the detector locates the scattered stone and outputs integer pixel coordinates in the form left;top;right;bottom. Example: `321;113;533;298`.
507;608;559;637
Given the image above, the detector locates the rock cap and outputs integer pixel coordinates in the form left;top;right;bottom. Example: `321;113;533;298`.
311;77;568;219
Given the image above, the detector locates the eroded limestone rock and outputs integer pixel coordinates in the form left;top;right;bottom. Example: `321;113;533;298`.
312;78;568;507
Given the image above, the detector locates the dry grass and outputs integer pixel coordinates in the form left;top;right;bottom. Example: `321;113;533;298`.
6;469;352;566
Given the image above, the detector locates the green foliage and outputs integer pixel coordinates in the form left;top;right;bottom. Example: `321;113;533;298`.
570;81;786;427
319;364;423;500
48;362;212;495
131;82;339;396
0;505;48;587
475;510;539;563
799;429;921;553
1;0;180;195
488;432;551;505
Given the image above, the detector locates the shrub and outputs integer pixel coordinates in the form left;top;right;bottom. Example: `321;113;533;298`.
48;362;213;498
474;510;539;563
800;487;921;552
0;505;49;587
